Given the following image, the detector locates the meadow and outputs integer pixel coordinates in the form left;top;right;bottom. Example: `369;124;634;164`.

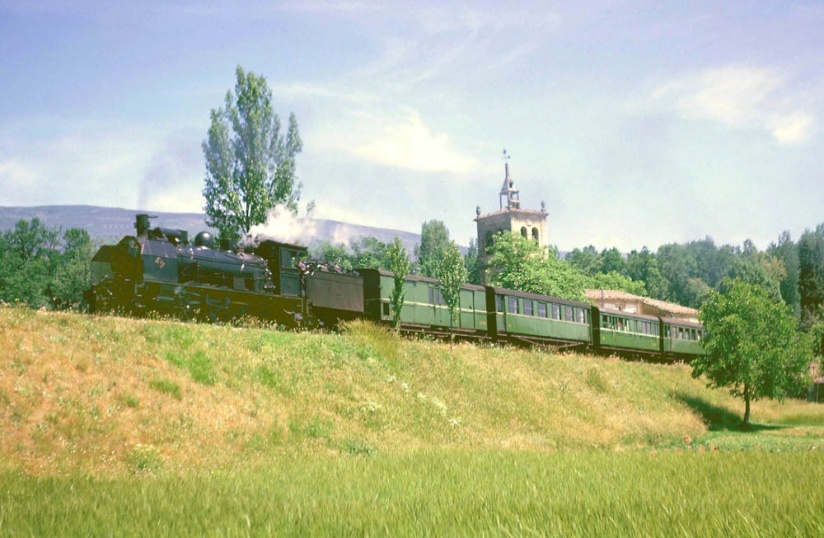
1;306;823;535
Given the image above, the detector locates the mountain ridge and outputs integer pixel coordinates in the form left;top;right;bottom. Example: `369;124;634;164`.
0;205;424;254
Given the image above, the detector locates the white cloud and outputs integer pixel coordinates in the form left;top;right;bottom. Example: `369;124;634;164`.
654;66;779;126
352;109;477;174
769;112;815;146
652;66;815;145
0;159;36;188
317;107;479;175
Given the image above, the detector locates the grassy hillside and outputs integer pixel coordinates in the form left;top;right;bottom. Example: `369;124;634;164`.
1;305;822;476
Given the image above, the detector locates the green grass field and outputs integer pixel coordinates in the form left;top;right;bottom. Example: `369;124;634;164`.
1;305;823;535
3;452;822;536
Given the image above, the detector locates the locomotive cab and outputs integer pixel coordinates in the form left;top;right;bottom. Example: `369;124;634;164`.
255;240;308;297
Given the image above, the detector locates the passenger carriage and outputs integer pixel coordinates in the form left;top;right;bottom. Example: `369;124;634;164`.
592;307;661;357
486;287;592;349
661;317;706;360
358;269;488;337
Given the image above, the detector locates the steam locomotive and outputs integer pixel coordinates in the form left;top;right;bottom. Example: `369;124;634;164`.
85;215;705;361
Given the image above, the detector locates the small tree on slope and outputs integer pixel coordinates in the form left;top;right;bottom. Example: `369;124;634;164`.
693;279;811;425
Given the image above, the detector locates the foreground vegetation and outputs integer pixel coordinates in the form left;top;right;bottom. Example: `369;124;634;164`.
3;451;822;536
2;306;823;534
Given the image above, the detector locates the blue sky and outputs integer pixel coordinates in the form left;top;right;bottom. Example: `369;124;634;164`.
1;1;822;251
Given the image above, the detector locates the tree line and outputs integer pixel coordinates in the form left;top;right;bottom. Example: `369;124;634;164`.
0;218;93;310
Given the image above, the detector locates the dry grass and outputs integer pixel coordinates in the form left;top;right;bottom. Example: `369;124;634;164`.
1;306;822;476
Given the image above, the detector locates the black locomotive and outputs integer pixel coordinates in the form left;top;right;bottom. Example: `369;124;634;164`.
86;214;308;325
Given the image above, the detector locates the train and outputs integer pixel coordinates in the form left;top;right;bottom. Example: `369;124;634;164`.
85;214;706;361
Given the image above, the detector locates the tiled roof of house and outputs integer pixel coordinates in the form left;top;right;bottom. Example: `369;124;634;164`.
584;289;698;316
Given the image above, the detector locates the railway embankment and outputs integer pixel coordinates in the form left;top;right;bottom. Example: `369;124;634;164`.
2;305;822;476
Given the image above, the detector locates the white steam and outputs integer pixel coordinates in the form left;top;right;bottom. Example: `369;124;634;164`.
245;205;367;249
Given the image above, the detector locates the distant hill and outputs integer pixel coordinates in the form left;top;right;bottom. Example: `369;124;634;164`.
0;205;424;255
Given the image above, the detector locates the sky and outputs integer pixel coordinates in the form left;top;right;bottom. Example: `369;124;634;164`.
1;0;822;252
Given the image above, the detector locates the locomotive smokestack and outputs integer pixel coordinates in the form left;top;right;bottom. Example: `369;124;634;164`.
135;214;152;237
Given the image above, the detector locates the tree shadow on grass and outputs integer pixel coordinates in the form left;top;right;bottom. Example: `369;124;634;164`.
673;393;784;432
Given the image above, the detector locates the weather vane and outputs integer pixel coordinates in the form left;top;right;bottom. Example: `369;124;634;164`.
502;148;510;163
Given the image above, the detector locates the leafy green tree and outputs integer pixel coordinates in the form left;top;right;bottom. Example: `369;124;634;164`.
202;65;303;240
798;224;824;328
588;272;646;296
693;279;811;425
566;246;602;276
351;237;390;270
626;247;667;299
310;242;353;270
600;247;627;276
464;238;480;285
48;228;93;310
310;237;392;272
0;218;55;308
768;231;800;317
0;219;91;310
485;232;587;301
415;220;450;278
387;236;411;330
810;321;824;362
437;240;468;329
723;251;782;303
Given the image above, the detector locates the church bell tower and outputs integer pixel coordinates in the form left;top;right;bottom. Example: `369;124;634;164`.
474;151;548;284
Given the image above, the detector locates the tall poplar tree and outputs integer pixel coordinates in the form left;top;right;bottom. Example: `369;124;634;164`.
387;236;411;330
437;240;468;330
202;66;303;239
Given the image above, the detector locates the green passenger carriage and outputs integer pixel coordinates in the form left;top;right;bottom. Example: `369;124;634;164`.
662;318;705;359
592;307;661;356
486;287;592;348
359;269;488;336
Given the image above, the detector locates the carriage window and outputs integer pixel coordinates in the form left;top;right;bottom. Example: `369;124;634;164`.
575;308;585;324
508;297;519;314
538;303;547;318
496;295;504;313
564;306;573;321
552;304;561;320
524;300;533;316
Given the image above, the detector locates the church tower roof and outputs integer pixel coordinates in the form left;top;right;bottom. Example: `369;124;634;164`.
499;150;520;210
